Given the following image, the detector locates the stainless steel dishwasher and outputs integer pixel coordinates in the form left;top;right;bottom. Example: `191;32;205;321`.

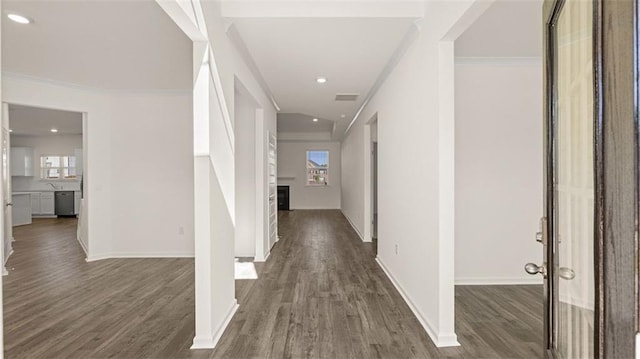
54;191;75;217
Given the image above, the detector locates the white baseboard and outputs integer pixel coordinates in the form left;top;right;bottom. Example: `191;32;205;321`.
86;252;195;262
254;250;271;263
4;249;13;264
341;210;365;241
191;300;239;349
3;249;13;276
455;277;543;285
76;236;88;258
376;256;460;348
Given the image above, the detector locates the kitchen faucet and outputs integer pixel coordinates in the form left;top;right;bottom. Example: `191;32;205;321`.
46;182;58;190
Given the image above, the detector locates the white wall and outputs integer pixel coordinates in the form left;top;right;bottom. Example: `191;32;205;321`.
3;74;194;259
200;1;278;262
11;134;82;191
234;89;257;257
340;1;484;347
278;141;341;210
454;60;543;285
109;92;194;257
158;0;279;348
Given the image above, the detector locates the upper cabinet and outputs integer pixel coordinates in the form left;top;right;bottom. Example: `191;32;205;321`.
11;147;35;177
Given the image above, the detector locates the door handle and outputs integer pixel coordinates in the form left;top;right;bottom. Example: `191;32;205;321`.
5;202;12;207
525;262;547;278
535;231;543;243
559;267;575;280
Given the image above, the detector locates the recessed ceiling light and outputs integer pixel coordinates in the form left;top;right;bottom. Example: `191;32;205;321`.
9;129;13;133
7;13;31;24
50;128;58;133
313;118;319;122
316;77;327;84
340;114;346;118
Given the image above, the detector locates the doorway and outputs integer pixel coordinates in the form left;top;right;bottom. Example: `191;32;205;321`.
372;139;378;241
3;104;86;267
363;114;378;244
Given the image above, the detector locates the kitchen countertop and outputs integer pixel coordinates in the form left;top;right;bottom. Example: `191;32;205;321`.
12;190;81;193
12;192;32;195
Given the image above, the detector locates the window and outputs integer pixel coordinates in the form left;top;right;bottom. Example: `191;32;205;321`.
306;150;329;186
41;155;77;179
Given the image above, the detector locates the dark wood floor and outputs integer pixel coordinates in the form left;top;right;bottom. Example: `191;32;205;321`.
4;212;543;358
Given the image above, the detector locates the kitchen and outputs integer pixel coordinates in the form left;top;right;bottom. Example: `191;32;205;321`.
8;105;83;249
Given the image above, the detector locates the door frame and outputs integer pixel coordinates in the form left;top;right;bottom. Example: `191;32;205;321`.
363;113;378;243
543;0;638;357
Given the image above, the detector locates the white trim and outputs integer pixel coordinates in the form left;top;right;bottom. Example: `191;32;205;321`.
376;256;460;348
455;277;544;285
191;300;239;349
454;56;542;65
254;250;270;263
4;249;13;265
76;235;88;258
2;71;191;95
344;20;421;137
86;252;195;262
341;210;365;242
226;24;280;112
3;250;12;276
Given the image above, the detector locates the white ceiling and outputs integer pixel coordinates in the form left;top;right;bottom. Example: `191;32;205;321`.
232;17;417;138
455;0;543;58
9;105;82;136
277;113;333;133
2;0;192;91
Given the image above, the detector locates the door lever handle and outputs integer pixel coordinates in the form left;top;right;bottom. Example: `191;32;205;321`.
525;263;547;278
559;267;575;280
5;202;12;207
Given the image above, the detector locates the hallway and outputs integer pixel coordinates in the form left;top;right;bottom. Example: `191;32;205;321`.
211;210;543;358
3;213;542;358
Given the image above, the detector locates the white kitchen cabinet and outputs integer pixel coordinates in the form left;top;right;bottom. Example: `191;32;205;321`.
40;192;55;215
10;147;35;177
12;193;31;226
74;191;81;215
30;192;41;214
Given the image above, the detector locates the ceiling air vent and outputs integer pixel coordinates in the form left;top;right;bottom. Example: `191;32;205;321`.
335;93;359;101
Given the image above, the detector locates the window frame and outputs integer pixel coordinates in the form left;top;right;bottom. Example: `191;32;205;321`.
306;150;330;187
39;154;78;181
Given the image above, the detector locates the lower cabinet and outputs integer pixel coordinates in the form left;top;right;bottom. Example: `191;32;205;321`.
40;193;55;215
31;192;55;216
30;193;41;214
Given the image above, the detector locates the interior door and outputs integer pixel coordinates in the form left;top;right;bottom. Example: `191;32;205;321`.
552;1;595;357
528;0;596;357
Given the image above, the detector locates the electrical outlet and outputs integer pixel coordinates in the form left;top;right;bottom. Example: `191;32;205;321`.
178;226;185;235
395;244;399;255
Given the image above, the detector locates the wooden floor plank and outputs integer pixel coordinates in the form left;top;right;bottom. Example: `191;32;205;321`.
4;212;543;358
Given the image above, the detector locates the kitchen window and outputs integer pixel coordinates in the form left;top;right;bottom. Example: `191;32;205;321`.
306;150;329;186
41;155;77;179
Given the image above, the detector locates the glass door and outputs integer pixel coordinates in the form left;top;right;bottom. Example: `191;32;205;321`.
529;0;596;357
554;0;595;357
